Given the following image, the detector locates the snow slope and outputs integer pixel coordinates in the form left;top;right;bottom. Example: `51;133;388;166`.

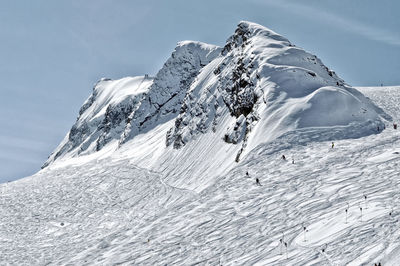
1;86;399;265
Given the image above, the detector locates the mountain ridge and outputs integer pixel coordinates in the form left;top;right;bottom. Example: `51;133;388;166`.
43;21;387;192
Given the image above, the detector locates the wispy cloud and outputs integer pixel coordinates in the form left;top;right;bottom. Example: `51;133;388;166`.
252;0;400;46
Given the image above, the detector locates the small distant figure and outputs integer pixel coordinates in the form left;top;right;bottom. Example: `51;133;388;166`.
256;178;261;186
377;126;380;132
246;171;250;178
331;142;335;148
282;155;286;160
292;158;295;164
144;74;149;79
284;242;288;258
394;123;398;130
384;124;386;130
60;222;64;226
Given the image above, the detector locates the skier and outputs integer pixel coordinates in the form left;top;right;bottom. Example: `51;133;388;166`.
292;158;295;164
282;155;286;160
256;178;261;186
394;123;398;130
246;171;250;178
331;142;334;148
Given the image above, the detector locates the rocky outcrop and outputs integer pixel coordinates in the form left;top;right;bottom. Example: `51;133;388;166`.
43;77;152;167
120;41;221;145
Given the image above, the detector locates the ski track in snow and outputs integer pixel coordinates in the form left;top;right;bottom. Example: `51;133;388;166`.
1;87;400;265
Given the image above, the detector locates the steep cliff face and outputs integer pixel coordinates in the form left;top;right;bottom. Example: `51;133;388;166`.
43;76;153;167
44;21;387;188
120;41;221;144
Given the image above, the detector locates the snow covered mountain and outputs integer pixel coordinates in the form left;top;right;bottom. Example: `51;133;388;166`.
43;41;221;168
2;21;398;265
43;21;387;191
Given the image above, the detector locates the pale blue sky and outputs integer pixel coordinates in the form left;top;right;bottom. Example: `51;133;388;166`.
1;0;399;182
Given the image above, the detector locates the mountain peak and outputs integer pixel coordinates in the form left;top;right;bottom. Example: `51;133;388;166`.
44;22;387;192
222;21;292;56
237;21;289;42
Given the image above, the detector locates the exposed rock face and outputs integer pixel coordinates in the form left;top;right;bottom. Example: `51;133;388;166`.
120;41;221;145
96;96;140;151
43;77;152;167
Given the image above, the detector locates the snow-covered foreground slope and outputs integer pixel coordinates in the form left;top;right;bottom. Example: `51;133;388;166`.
1;86;399;265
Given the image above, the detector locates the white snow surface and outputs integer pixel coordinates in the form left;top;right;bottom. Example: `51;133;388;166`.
1;85;399;265
1;21;397;265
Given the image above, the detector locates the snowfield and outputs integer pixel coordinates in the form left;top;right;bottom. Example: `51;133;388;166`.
1;21;399;265
1;86;399;265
